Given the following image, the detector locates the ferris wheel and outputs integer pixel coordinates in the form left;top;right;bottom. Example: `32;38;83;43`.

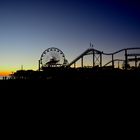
40;47;67;68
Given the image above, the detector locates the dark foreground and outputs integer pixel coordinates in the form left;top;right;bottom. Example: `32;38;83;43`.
6;67;140;80
1;67;139;130
1;67;140;89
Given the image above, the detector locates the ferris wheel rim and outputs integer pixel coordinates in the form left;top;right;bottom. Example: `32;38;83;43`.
40;47;66;68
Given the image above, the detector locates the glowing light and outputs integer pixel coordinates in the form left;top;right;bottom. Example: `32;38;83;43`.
0;71;11;76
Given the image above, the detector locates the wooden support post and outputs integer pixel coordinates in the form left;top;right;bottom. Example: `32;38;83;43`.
125;49;128;69
100;53;102;67
93;50;95;67
39;60;41;71
81;57;83;68
135;56;137;67
74;62;76;68
112;54;114;68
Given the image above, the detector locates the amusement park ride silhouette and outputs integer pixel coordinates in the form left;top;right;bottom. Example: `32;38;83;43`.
39;47;67;69
38;44;140;70
10;44;140;80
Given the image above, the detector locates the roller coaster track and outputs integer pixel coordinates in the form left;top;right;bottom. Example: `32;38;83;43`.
102;47;140;55
67;48;102;67
67;47;140;68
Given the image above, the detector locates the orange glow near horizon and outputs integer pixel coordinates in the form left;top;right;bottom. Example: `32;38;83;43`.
0;65;37;76
0;71;12;76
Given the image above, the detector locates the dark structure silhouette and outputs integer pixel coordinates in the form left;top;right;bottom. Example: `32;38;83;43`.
7;46;140;81
67;47;140;70
39;47;67;70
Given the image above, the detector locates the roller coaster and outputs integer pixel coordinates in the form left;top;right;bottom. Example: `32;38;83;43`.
67;46;140;69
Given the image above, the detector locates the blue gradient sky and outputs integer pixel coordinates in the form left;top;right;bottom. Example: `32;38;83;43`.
0;0;140;73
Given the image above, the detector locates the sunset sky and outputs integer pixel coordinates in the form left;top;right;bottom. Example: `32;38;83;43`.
0;0;140;75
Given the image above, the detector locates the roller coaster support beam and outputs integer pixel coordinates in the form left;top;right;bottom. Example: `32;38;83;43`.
125;49;128;69
74;62;76;68
135;56;137;67
112;54;114;68
93;50;95;67
81;57;83;68
100;53;102;67
39;60;41;71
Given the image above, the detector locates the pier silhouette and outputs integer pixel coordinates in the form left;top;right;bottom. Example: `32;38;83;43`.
5;46;140;82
